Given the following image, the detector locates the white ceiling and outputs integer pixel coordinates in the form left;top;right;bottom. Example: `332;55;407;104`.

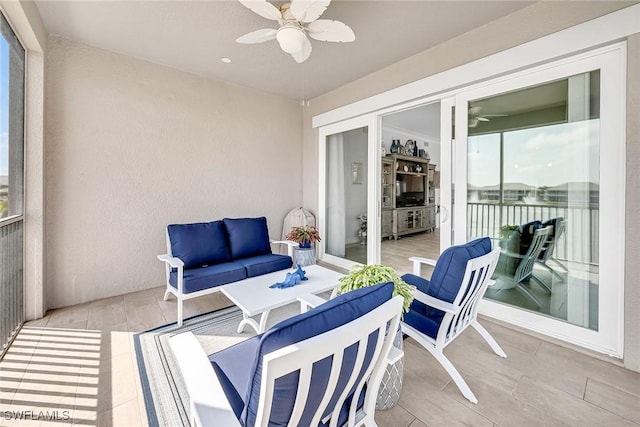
35;0;537;100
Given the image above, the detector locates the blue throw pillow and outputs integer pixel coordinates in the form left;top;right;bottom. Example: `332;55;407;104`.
167;221;230;269
223;217;272;260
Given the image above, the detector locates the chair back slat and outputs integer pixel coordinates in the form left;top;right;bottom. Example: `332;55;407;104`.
326;336;372;427
515;226;552;283
438;248;500;348
255;295;403;427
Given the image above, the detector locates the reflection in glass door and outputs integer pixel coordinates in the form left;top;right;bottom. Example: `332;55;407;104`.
454;45;625;356
467;72;601;329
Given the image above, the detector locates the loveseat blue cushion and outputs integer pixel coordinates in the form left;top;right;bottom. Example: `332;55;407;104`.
402;237;492;320
235;254;293;277
167;221;230;269
236;281;394;426
169;261;246;294
223;217;272;260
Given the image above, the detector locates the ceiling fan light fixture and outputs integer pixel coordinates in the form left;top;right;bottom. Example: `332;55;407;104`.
276;25;306;54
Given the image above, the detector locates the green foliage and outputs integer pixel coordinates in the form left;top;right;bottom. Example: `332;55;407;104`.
0;200;7;218
499;224;518;239
337;264;415;313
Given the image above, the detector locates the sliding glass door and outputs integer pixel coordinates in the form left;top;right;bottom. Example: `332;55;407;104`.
453;45;625;356
318;116;378;269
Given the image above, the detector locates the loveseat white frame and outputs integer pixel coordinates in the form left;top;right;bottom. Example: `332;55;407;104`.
158;230;297;327
169;294;403;427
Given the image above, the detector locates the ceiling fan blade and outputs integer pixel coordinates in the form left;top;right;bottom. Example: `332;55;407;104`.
236;28;277;44
238;0;282;21
307;19;355;42
482;114;509;117
468;106;483;115
289;0;331;23
291;35;312;63
477;117;491;122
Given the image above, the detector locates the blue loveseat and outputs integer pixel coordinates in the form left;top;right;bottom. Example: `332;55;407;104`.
158;217;296;326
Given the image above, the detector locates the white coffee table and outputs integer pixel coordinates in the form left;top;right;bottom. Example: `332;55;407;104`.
219;264;345;334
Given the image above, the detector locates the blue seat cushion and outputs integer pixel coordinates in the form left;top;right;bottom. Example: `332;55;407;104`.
518;220;542;255
167;221;230;269
209;335;261;420
169;261;246;294
402;296;443;339
223;217;272;260
539;217;563;260
403;237;492;320
235;254;293;277
233;282;395;426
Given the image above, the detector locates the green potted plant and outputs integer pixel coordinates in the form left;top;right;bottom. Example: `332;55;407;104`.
285;225;321;248
336;264;414;313
335;264;415;410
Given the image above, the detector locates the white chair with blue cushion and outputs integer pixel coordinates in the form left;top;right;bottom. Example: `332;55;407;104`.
400;237;505;404
170;282;403;427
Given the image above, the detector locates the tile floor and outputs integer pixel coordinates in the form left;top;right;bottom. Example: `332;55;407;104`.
1;283;639;426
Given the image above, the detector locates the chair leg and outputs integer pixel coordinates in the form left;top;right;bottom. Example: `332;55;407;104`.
531;274;552;294
433;350;478;404
177;295;184;327
516;282;543;308
471;322;507;358
163;289;171;301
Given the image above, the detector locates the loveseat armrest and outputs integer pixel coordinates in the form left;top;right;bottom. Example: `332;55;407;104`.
157;254;184;268
412;289;459;315
408;256;438;276
169;332;241;427
270;240;298;257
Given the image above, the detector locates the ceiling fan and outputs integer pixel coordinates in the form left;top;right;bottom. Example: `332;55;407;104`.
468;106;508;128
236;0;355;63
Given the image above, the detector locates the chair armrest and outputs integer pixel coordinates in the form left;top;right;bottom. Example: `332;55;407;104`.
412;289;459;315
500;249;526;259
271;240;298;257
487;279;497;287
409;256;438;276
169;332;241;427
297;293;328;313
157;254;184;268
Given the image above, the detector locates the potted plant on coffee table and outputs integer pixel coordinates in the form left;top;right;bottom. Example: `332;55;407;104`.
285;225;321;248
336;264;415;410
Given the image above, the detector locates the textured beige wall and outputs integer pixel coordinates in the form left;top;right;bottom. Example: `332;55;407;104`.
303;2;639;371
45;36;302;308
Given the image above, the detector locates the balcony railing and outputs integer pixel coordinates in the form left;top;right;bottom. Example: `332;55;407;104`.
467;202;599;265
1;216;23;358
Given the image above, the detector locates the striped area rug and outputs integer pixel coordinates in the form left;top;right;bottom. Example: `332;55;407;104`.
133;304;298;427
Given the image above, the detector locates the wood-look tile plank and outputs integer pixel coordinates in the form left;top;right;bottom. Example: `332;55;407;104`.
584;378;640;423
513;376;638;427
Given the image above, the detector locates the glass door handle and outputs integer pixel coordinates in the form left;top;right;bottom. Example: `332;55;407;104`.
440;205;448;223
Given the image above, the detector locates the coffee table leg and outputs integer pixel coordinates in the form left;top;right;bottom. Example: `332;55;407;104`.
237;310;270;334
